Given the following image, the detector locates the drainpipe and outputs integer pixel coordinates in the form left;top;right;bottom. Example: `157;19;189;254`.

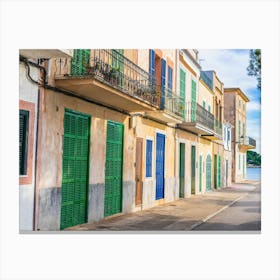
20;56;46;230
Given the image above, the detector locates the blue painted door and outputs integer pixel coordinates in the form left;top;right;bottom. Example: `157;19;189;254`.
156;133;165;200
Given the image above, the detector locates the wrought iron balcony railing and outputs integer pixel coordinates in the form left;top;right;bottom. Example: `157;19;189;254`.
185;102;214;130
242;136;256;147
214;119;223;135
159;87;185;118
54;49;159;107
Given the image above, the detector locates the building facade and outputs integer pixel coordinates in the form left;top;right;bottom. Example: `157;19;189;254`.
224;88;256;182
19;49;253;231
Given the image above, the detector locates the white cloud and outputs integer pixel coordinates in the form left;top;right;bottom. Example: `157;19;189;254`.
198;49;257;93
247;101;261;112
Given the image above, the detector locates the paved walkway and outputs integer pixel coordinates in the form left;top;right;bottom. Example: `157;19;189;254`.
66;180;260;232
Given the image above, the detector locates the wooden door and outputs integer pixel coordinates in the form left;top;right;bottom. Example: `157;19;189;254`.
156;133;165;200
135;138;143;206
61;109;90;230
179;143;185;198
191;146;196;194
104;121;124;217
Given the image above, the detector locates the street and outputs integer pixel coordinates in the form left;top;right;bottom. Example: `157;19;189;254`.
194;183;261;231
66;181;261;232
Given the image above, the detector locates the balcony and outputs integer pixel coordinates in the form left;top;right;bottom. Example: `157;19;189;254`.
54;49;159;113
20;49;73;59
145;87;185;124
178;102;222;139
239;136;256;151
214;119;223;137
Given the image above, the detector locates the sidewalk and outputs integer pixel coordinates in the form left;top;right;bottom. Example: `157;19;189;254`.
66;181;259;232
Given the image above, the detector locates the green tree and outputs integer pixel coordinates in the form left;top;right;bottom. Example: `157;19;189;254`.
247;49;261;89
247;151;261;166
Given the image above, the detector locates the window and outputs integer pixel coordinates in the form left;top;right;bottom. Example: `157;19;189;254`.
208;105;211;112
149;49;155;78
167;66;173;93
239;154;241;170
19;110;29;175
146;139;153;177
224;126;227;141
202;100;206;109
180;68;186;99
227;129;231;147
238;120;241;140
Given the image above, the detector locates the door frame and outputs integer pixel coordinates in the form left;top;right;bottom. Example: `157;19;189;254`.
191;145;196;195
135;137;143;206
155;132;165;200
179;142;185;198
104;120;124;217
60;108;91;230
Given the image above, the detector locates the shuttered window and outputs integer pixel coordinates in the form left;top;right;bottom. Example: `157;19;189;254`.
146;139;153;177
179;69;186;99
71;49;90;76
202;100;206;109
149;49;155;78
167;66;173;93
19;110;29;175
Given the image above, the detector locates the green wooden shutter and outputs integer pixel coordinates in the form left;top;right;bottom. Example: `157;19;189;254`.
104;121;124;217
217;155;221;188
179;143;185;198
19;110;29;175
111;49;124;86
191;146;196;194
191;80;197;122
180;69;186;100
214;154;217;189
61;109;90;230
71;49;90;76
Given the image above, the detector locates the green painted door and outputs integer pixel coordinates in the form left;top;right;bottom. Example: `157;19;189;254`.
191;146;196;194
191;80;197;122
199;155;202;192
60;109;90;230
214;154;217;189
206;155;212;191
104;121;124;217
217;155;221;189
71;49;90;75
179;143;185;198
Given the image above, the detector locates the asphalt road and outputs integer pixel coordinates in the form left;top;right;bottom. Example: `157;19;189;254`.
194;183;261;231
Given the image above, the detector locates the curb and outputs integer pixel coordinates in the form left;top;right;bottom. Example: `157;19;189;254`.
190;193;248;230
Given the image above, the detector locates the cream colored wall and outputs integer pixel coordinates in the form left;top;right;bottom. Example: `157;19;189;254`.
137;49;150;74
135;116;177;204
177;129;199;197
198;138;213;193
235;95;247;140
198;80;214;112
177;61;199;104
37;89;134;189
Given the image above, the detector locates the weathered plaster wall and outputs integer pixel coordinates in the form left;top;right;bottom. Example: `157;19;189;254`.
37;89;135;230
176;129;198;197
19;62;39;230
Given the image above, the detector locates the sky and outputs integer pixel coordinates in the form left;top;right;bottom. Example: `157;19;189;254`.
198;49;261;154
